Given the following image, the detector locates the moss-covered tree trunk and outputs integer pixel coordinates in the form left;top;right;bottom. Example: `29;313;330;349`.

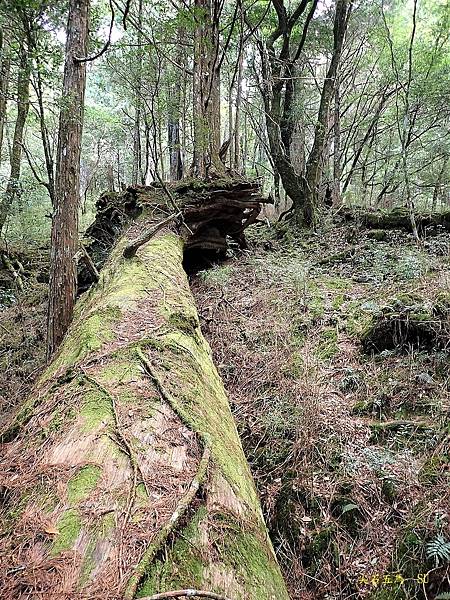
0;213;289;599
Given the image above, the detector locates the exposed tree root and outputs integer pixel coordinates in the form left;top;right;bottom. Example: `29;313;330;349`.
139;590;232;600
124;444;211;599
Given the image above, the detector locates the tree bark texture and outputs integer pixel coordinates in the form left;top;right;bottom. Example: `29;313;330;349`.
302;0;351;225
0;27;11;166
192;0;223;177
46;0;89;358
0;42;30;233
0;201;289;599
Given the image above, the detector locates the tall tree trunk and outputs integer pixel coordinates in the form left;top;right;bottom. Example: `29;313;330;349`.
333;75;341;205
302;0;351;226
259;0;318;226
0;43;30;233
132;0;143;186
192;0;223;177
34;57;56;205
0;27;11;166
0;217;290;600
432;158;447;211
233;24;244;171
167;64;183;181
46;0;89;358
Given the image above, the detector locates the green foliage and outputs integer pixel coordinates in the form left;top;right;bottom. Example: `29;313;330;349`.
426;534;450;567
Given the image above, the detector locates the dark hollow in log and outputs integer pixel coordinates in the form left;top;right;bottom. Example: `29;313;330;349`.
79;178;270;290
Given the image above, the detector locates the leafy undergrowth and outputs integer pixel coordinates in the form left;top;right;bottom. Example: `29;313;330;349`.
191;221;450;600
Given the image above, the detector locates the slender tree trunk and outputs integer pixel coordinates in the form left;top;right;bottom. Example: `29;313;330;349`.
192;0;223;177
34;58;56;205
233;29;244;171
432;158;447;212
0;43;30;233
46;0;89;358
1;215;290;599
228;76;233;168
0;27;11;166
132;0;143;186
333;75;341;205
167;65;183;180
303;0;351;226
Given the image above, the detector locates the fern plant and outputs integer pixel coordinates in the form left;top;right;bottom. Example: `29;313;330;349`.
426;534;450;567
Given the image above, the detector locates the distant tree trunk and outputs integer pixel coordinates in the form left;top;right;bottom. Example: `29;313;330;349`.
106;163;115;191
227;74;233;167
167;67;183;181
34;57;56;205
432;158;447;212
192;0;223;177
302;0;351;225
0;43;30;234
333;75;341;205
167;119;183;180
0;27;11;166
233;20;244;171
46;0;89;358
132;0;143;185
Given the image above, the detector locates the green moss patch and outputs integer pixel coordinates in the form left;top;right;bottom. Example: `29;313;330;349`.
80;387;114;432
138;507;207;596
67;465;102;504
51;509;82;555
316;328;339;360
139;508;287;600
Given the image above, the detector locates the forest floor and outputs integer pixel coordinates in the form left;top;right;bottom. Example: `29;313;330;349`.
191;218;450;600
0;216;449;600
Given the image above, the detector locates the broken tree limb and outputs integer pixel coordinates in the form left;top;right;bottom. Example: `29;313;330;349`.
0;181;288;600
123;212;181;258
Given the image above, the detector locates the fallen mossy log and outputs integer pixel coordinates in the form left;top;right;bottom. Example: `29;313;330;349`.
0;181;289;599
341;206;450;234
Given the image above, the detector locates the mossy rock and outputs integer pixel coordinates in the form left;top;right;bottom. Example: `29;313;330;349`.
367;229;389;241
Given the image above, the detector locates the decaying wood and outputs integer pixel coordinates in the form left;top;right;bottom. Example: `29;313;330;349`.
0;179;288;600
123;212;181;258
81;178;270;277
341;206;450;234
140;591;232;600
75;245;99;282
